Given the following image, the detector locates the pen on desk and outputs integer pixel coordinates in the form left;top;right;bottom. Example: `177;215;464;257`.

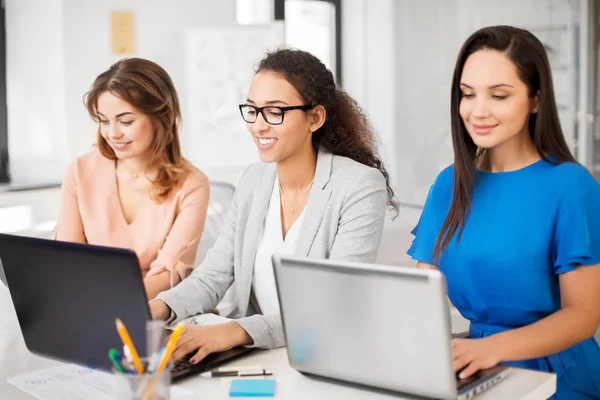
200;369;274;378
115;318;145;374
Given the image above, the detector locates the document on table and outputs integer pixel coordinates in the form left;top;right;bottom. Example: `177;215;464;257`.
167;312;231;330
7;364;194;400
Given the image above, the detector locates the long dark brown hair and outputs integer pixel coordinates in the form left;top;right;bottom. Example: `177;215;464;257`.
84;58;189;201
434;25;577;260
256;48;398;214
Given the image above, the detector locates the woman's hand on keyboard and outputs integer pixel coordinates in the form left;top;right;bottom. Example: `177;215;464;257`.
169;322;252;364
452;337;503;379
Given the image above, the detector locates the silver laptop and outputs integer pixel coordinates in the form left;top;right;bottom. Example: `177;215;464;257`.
272;255;511;400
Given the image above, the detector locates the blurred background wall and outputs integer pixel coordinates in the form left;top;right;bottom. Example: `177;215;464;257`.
0;0;598;262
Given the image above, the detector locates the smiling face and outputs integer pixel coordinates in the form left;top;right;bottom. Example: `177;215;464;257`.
459;49;538;150
97;91;155;161
244;71;317;164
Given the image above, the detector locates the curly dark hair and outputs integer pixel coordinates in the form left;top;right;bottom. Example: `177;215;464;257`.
256;48;398;214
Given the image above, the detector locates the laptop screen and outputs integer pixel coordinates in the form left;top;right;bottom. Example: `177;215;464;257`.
0;234;151;371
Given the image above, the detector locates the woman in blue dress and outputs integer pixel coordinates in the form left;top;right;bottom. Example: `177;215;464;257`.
408;25;600;399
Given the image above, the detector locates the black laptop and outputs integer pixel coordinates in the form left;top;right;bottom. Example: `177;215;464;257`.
0;233;251;381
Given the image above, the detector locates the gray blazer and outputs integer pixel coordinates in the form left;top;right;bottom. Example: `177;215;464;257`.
156;150;387;349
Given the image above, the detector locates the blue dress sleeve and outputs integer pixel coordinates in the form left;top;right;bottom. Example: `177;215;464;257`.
553;184;600;274
407;169;452;265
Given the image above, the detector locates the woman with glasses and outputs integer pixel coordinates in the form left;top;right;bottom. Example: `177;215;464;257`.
150;48;398;363
409;26;600;398
55;58;209;300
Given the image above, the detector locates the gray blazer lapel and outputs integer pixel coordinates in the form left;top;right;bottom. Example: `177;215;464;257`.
239;165;276;315
295;151;333;257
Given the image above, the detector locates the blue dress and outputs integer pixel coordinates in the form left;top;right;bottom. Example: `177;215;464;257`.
408;159;600;399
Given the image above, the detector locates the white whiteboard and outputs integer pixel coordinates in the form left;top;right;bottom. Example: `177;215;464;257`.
185;22;285;171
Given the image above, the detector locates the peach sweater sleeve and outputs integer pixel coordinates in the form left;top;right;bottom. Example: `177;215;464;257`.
54;161;86;243
146;175;210;287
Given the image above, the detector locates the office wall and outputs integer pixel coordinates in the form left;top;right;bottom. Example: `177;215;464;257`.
6;0;577;197
6;0;237;186
393;0;575;205
61;0;238;179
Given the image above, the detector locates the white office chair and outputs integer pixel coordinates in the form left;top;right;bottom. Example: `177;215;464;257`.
195;181;235;263
195;181;239;318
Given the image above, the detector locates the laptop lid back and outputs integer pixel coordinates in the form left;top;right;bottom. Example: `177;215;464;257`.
0;234;151;372
273;255;458;399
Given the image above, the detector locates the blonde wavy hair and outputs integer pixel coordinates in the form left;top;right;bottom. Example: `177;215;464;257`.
84;58;189;201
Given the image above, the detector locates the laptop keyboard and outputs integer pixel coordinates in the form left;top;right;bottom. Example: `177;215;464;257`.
456;371;482;390
170;347;254;382
172;353;195;374
171;351;209;380
456;365;510;396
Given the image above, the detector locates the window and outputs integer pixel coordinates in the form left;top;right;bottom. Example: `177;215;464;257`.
275;0;342;84
237;0;274;25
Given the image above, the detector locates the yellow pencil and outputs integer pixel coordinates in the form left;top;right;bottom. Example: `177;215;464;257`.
115;318;144;374
156;323;184;373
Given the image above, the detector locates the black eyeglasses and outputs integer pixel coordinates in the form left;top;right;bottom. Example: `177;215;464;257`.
238;104;313;125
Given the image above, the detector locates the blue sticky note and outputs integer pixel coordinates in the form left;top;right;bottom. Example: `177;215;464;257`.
229;379;276;397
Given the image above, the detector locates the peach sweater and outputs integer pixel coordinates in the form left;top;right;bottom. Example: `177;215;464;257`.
55;150;209;287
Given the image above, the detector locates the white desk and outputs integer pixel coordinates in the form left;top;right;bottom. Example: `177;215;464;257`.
174;348;556;400
0;284;556;400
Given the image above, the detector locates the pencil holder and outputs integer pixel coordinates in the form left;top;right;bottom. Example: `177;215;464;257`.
113;360;172;400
